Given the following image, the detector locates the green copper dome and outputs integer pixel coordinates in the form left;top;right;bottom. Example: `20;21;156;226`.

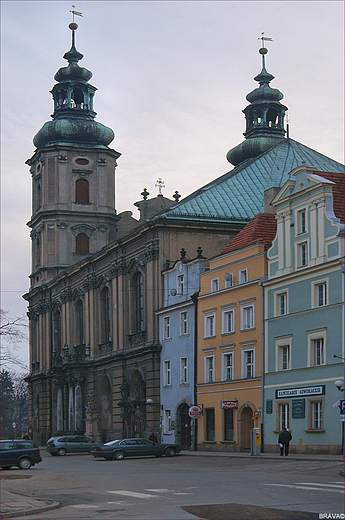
33;23;114;149
227;45;287;166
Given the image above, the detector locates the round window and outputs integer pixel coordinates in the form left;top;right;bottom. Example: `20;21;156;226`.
75;158;89;166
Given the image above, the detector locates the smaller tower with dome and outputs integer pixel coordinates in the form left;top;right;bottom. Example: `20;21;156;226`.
227;39;288;166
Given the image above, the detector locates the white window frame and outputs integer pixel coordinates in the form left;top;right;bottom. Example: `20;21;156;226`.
180;311;188;335
164;409;172;433
275;336;292;371
224;273;234;288
308;399;324;430
307;329;326;367
222;307;235;334
296;240;308;268
311;279;328;309
274;290;288;316
204;313;216;338
211;278;219;293
222;351;234;381
177;274;184;295
296;207;307;235
239;268;248;284
163;360;171;387
240;303;254;330
163;316;171;340
241;348;255;378
180;357;188;384
204;355;215;383
279;403;290;430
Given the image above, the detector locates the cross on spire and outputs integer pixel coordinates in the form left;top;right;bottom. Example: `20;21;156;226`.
155;178;165;196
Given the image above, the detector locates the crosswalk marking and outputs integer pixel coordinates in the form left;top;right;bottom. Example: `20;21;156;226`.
266;483;344;494
297;482;344;489
107;490;158;499
145;489;169;493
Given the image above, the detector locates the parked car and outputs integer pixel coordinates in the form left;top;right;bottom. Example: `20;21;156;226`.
91;438;181;460
0;439;42;470
46;435;101;456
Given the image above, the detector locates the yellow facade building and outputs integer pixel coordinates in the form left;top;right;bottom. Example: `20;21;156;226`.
196;213;277;451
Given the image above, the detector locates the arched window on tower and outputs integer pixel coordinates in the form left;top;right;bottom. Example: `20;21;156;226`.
267;108;278;128
75;179;89;204
75;300;84;345
100;287;111;343
72;88;84;108
133;273;144;333
76;233;89;253
53;310;62;357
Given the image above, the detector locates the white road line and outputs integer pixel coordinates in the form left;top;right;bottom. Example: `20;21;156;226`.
297;482;344;489
266;484;344;494
107;490;158;499
69;505;99;508
145;489;170;493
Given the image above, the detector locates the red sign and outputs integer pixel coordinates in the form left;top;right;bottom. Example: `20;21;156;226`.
188;406;202;419
221;400;237;409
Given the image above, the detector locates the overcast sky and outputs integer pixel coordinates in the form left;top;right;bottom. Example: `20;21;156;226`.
1;1;344;368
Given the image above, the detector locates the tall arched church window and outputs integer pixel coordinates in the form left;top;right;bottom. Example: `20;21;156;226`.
75;300;84;345
100;287;110;343
133;273;144;332
76;233;89;253
75;179;89;204
53;310;61;357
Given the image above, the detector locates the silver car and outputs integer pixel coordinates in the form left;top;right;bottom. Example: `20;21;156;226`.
46;435;101;456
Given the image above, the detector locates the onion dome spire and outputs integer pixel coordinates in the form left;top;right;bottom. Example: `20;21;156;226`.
227;37;288;166
33;22;114;149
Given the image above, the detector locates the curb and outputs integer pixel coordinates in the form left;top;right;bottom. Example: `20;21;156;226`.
1;491;61;519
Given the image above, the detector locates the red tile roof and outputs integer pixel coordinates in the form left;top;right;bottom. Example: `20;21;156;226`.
215;213;277;257
312;171;345;223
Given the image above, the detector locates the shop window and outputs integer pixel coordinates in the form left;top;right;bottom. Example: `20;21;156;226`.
205;409;215;441
223;408;234;441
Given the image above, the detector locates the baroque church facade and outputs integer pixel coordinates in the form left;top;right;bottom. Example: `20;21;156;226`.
25;23;344;446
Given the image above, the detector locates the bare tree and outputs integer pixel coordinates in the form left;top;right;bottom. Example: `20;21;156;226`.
0;309;28;370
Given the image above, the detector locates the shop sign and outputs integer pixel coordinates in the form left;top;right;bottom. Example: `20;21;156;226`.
221;400;237;409
188;406;202;419
276;385;325;399
292;399;305;419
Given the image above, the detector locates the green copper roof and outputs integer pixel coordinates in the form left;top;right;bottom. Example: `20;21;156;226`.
159;139;344;223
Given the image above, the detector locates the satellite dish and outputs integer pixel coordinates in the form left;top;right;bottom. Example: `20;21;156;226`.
224;273;232;281
170;288;177;296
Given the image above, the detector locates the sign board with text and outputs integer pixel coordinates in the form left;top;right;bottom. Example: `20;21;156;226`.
276;385;325;399
221;400;238;409
188;406;202;419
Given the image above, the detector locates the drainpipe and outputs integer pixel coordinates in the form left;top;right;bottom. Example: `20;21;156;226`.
49;288;53;439
259;276;268;453
191;291;198;451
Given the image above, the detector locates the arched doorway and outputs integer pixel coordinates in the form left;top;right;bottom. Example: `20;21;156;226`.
176;403;191;450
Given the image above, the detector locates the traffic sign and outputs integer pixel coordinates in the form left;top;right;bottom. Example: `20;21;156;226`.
189;406;202;419
339;400;345;414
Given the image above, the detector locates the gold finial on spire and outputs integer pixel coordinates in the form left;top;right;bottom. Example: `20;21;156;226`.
70;5;83;24
155;178;165;196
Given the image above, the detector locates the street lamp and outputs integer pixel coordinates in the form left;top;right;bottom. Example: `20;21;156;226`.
334;380;344;392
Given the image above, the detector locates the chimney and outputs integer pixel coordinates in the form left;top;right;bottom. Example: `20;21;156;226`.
264;187;280;214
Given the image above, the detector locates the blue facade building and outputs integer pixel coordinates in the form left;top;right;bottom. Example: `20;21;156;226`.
263;165;344;454
156;251;206;449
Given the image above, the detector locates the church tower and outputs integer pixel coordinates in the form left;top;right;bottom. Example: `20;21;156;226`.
26;22;120;288
227;41;288;166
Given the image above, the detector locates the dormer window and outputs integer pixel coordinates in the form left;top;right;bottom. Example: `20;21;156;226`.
177;274;184;295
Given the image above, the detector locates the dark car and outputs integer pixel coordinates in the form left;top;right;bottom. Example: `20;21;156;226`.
91;438;181;460
0;439;42;470
46;435;101;456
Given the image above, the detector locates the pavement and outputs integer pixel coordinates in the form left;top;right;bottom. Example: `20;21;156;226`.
1;449;344;519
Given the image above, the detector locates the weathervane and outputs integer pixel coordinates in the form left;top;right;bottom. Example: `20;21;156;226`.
155;178;165;196
258;32;273;49
70;5;83;23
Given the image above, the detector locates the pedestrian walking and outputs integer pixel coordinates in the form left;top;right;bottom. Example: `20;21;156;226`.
278;428;292;456
149;431;158;443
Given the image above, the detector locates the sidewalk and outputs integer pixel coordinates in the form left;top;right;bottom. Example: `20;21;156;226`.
1;450;343;519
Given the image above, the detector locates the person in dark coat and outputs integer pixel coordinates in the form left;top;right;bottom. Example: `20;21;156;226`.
278;428;292;456
149;432;158;443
